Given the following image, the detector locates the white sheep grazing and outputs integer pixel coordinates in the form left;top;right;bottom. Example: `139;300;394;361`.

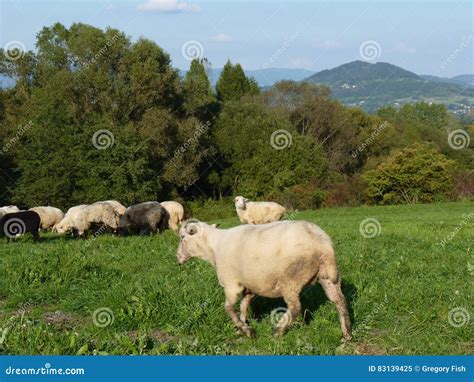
0;205;20;219
177;220;352;341
160;201;184;232
234;196;286;224
54;205;88;234
29;206;64;230
73;202;120;236
98;200;127;216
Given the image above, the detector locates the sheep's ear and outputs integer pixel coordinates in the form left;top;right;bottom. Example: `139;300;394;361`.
211;223;220;229
187;224;198;235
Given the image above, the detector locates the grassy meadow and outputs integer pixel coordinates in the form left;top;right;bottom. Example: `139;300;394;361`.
0;201;472;355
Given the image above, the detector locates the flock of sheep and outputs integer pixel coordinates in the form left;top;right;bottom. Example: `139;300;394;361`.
0;196;352;341
0;200;184;239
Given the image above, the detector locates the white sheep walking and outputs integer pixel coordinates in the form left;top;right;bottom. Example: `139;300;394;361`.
176;219;352;341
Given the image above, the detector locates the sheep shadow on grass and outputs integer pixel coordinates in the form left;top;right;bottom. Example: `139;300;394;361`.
250;280;357;327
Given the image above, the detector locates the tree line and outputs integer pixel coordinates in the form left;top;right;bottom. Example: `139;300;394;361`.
0;23;472;213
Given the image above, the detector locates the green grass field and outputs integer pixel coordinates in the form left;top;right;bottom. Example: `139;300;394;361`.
0;202;472;355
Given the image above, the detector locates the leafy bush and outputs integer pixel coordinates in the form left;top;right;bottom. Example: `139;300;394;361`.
322;175;368;207
185;197;235;221
364;143;455;204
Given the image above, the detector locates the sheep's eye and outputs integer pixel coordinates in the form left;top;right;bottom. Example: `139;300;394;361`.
180;234;185;239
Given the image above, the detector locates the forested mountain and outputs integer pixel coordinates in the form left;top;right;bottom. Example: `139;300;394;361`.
304;61;474;112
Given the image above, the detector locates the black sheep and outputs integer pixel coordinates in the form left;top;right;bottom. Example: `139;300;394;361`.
117;201;169;236
0;211;41;242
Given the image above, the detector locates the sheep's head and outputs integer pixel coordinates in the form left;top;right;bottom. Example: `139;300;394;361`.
234;196;248;210
54;220;70;234
177;219;219;265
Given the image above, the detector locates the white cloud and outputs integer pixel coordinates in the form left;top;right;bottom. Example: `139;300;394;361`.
137;0;200;13
210;33;233;42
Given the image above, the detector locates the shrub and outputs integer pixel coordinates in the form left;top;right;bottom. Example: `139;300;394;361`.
450;170;474;201
185;197;235;221
322;175;368;207
363;143;455;204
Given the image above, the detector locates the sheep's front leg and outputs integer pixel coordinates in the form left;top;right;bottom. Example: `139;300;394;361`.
224;288;255;338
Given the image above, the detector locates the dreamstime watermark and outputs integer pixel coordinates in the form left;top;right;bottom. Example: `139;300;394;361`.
440;34;473;71
83;34;120;69
270;129;292;150
359;40;381;61
4;363;85;376
351;121;389;158
181;40;204;61
270;307;292;328
92;307;114;328
4;40;25;61
171;121;210;168
92;129;115;150
84;225;109;246
352;295;388;337
179;300;211;330
437;212;473;248
468;255;474;277
2;218;26;239
0;300;33;345
448;307;470;328
0;121;33;156
359;218;381;238
262;32;300;69
448;129;470;150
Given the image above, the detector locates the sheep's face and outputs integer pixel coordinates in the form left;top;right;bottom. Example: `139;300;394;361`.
234;196;247;210
176;221;217;264
54;221;69;234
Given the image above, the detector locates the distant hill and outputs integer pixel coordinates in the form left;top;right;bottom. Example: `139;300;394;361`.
304;61;474;113
420;74;474;88
180;68;314;87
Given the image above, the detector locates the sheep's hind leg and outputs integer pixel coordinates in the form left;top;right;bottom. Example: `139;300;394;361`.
274;293;301;336
319;277;352;342
224;287;255;338
239;291;254;323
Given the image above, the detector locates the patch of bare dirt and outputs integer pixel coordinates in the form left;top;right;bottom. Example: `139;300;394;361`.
128;329;178;343
43;311;81;328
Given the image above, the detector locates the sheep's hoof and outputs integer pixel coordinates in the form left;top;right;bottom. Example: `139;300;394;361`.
272;328;286;337
242;326;255;338
341;334;352;343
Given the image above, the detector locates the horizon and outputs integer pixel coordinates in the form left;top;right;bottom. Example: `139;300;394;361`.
1;0;472;77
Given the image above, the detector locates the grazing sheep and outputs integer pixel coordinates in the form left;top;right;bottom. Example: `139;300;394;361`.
99;200;127;216
54;205;88;234
29;206;64;230
117;201;169;236
161;201;185;232
234;196;286;224
0;211;41;242
176;220;352;341
73;203;121;236
0;205;20;220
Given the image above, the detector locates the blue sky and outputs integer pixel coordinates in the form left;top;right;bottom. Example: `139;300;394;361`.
1;0;472;76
